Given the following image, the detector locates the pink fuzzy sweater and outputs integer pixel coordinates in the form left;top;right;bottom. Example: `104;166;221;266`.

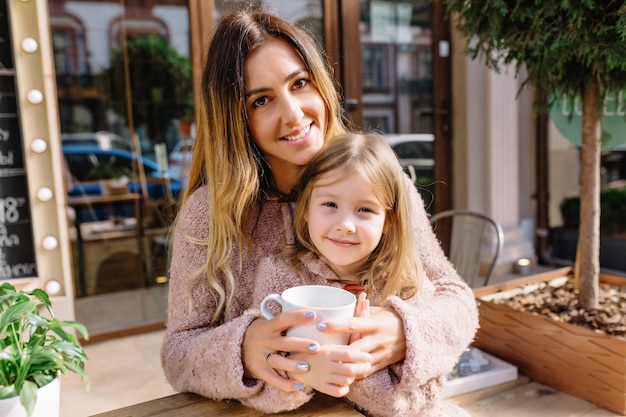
161;181;478;417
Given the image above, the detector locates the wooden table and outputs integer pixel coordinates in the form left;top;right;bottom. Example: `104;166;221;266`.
91;392;365;417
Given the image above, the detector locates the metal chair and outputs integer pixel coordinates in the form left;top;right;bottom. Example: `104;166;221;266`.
430;210;504;288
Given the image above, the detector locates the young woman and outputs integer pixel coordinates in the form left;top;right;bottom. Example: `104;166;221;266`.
161;10;478;417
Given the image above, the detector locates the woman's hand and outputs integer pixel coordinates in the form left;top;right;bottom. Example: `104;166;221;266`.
287;345;372;397
242;310;322;392
349;292;370;344
320;306;406;379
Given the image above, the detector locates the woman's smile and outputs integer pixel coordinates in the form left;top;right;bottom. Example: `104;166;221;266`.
282;123;312;141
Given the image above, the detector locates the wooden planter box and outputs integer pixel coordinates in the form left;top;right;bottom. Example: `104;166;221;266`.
472;267;626;415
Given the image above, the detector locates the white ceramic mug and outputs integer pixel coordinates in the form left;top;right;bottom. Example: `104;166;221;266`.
260;285;356;345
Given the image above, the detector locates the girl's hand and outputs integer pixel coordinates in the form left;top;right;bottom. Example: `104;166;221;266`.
242;310;321;392
319;306;405;379
287;345;372;397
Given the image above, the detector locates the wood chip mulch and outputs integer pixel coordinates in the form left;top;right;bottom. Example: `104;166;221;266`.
494;278;626;340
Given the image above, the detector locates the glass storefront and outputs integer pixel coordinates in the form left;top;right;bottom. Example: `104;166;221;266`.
359;0;436;210
215;0;323;42
48;0;439;337
48;0;192;336
360;0;433;135
49;0;326;337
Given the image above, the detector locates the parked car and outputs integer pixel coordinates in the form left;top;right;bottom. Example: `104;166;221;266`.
383;133;435;213
61;131;131;151
601;144;626;187
383;133;434;183
63;147;181;199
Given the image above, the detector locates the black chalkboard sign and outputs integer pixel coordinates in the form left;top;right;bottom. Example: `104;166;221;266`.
0;1;38;279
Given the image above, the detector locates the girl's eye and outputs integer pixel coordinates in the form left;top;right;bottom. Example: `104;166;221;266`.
322;201;337;208
252;96;269;108
358;207;374;213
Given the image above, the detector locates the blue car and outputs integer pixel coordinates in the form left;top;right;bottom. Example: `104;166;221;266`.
63;147;182;198
63;147;182;223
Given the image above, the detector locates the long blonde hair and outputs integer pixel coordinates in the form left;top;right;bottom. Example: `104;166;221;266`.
291;133;424;300
177;11;348;322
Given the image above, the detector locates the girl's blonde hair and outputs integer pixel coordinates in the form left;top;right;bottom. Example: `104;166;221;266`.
291;133;424;300
177;11;348;322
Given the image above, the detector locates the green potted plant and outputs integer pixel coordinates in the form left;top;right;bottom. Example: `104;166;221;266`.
104;35;193;146
0;282;89;417
86;159;131;196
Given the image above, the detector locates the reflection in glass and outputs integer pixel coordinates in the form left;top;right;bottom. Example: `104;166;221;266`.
50;1;192;156
360;0;433;135
215;0;324;46
48;0;191;336
360;0;435;213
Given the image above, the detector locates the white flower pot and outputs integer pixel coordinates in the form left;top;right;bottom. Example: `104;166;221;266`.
0;378;60;417
99;177;129;195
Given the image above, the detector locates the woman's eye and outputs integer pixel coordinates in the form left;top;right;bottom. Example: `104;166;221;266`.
293;78;309;90
252;96;269;108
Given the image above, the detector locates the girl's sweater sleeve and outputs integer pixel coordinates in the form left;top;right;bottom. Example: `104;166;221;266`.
345;181;479;417
160;191;311;414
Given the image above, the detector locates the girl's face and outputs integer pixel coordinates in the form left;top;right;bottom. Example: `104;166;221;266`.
245;39;327;191
306;171;387;280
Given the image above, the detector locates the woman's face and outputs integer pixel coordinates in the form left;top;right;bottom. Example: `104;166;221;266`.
245;39;327;184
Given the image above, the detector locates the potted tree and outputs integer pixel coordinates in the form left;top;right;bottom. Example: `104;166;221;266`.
442;1;626;413
0;282;89;417
103;35;193;148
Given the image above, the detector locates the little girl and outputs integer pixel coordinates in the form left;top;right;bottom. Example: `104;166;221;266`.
253;133;468;417
289;132;425;299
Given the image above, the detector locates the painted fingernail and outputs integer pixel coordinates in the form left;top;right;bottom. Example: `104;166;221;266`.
294;383;305;390
296;362;309;371
304;311;315;319
316;323;327;331
308;343;319;352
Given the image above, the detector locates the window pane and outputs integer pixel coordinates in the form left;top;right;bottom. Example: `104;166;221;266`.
48;0;191;336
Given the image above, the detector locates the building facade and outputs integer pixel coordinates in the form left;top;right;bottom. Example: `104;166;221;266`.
4;0;545;338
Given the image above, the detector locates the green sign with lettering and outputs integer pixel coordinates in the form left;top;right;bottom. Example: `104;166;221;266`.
550;92;626;150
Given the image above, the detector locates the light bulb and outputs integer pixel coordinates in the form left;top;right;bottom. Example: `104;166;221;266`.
37;187;53;201
27;89;43;104
30;138;47;153
41;235;58;250
21;38;38;53
45;280;62;295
